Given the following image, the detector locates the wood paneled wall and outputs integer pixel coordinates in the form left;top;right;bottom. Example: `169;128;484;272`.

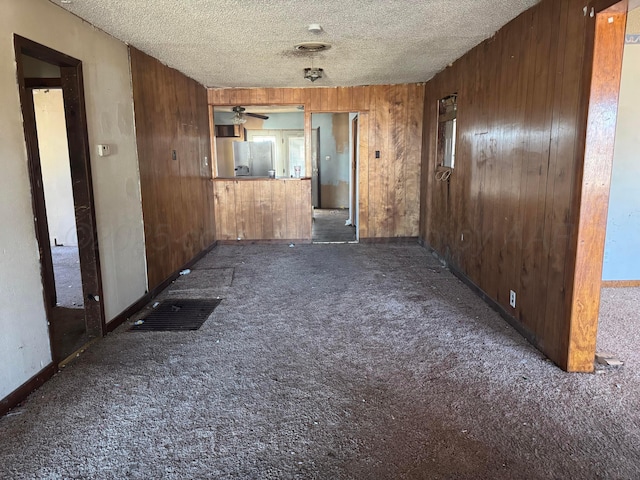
208;84;424;239
421;0;625;371
130;48;215;289
214;179;312;242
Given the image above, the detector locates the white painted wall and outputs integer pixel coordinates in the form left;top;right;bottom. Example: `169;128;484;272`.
1;0;147;400
33;89;78;247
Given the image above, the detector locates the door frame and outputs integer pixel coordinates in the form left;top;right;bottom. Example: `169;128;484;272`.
351;115;359;229
14;35;106;353
565;0;628;371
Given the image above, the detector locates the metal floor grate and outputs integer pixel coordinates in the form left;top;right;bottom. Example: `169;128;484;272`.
129;299;221;332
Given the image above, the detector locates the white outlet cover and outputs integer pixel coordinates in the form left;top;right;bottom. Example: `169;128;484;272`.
509;290;516;308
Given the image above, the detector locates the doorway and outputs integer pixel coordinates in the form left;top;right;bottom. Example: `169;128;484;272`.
311;112;358;243
14;36;105;364
596;2;640;366
567;1;628;371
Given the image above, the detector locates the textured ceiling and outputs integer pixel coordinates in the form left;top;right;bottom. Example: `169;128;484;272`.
52;0;540;88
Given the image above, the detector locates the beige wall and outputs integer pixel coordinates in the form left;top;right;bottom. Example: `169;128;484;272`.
33;89;78;247
626;7;640;34
1;0;147;399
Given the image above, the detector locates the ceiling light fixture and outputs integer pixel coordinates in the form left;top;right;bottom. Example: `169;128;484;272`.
232;106;247;125
307;24;323;34
304;67;324;82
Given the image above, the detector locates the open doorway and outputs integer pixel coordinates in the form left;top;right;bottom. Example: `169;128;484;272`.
596;2;640;366
565;1;628;371
15;36;105;364
311;112;358;243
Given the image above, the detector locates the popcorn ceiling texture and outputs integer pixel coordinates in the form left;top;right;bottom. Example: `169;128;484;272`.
52;0;540;88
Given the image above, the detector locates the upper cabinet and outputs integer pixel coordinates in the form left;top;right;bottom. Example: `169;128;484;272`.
214;124;242;137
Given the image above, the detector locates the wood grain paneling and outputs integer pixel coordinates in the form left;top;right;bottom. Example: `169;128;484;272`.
420;0;625;371
213;179;312;242
130;47;215;290
207;84;424;240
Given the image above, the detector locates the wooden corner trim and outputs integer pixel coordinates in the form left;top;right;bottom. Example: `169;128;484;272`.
602;280;640;288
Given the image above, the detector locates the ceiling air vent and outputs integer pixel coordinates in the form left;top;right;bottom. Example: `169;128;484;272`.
294;42;331;53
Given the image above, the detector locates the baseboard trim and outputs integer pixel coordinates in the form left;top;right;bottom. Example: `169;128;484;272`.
359;236;420;244
105;292;152;333
106;240;219;333
2;242;221;416
420;241;543;361
602;280;640;288
217;239;312;245
0;363;57;418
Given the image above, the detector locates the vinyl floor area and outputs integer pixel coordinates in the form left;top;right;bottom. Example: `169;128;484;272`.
1;244;639;479
312;208;356;243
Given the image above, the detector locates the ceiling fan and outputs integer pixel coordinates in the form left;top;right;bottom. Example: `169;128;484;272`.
232;106;269;125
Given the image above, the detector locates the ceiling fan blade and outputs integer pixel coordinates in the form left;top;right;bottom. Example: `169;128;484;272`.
245;112;269;120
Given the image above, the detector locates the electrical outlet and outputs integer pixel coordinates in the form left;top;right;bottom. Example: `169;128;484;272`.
509;290;516;308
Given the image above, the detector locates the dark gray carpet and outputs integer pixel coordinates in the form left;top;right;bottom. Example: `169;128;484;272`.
1;244;639;479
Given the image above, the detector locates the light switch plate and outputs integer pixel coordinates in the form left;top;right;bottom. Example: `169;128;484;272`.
97;144;111;157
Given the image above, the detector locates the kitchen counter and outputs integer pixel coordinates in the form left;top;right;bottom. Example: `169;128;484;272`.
214;177;311;181
213;177;312;242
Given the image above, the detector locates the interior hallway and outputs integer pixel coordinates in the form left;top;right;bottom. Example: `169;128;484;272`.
51;246;83;308
1;244;639;479
312;209;356;243
48;246;87;362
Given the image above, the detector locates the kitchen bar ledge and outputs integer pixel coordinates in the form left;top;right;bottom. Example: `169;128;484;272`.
213;177;311;181
213;177;312;242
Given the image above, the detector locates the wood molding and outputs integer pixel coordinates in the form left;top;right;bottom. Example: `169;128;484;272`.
218;239;312;246
602;280;640;288
592;0;628;14
566;6;627;373
0;364;57;418
359;237;420;244
105;293;152;334
24;77;62;88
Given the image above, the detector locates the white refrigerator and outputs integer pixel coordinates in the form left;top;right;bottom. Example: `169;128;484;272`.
233;142;273;177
